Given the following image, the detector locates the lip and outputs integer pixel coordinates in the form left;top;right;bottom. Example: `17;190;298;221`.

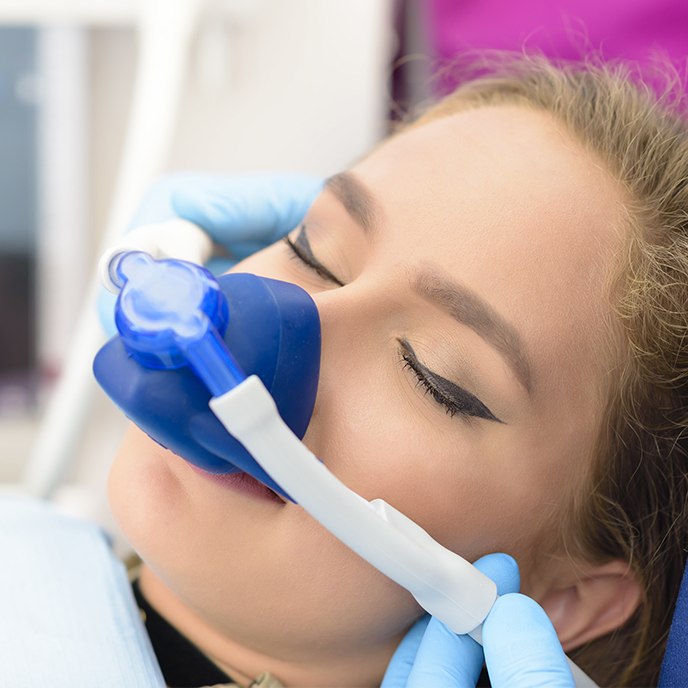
189;465;286;504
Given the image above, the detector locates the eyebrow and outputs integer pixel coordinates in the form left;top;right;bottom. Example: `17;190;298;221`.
414;269;534;396
325;171;534;395
324;172;380;235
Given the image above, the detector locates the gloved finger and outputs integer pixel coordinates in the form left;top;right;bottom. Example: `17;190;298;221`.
380;616;431;688
171;173;323;247
473;552;520;597
125;172;206;229
98;173;319;335
382;554;520;688
405;553;521;688
483;593;574;688
406;617;483;688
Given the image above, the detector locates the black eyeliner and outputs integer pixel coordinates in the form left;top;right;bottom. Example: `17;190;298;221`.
399;339;503;423
285;225;345;287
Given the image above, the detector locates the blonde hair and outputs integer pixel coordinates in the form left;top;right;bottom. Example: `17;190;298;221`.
406;55;688;686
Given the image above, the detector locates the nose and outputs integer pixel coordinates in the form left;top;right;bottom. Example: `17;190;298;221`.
299;276;393;451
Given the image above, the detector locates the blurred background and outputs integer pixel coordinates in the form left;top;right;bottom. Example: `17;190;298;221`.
0;0;685;535
0;0;397;522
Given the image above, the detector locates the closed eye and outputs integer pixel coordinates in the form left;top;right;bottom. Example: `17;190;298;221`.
284;227;501;423
283;225;345;287
398;339;503;423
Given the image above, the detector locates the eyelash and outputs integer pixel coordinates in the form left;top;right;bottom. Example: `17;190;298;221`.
400;349;474;421
283;227;344;286
284;227;499;423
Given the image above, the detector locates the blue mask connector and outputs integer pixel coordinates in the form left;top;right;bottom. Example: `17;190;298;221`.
110;251;245;395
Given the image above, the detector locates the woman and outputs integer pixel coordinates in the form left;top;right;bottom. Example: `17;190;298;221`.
108;55;688;687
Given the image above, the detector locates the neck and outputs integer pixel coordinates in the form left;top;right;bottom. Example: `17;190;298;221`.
138;564;401;687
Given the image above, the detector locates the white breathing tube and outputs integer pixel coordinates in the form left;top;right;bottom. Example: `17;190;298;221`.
101;221;597;687
211;376;497;635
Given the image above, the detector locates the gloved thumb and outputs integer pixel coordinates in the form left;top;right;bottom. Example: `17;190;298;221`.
483;593;574;688
172;173;323;249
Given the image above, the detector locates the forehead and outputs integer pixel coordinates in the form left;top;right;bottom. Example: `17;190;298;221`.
350;105;626;403
355;105;620;239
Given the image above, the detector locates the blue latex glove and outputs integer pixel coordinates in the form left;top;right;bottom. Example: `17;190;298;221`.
98;172;323;335
381;553;574;688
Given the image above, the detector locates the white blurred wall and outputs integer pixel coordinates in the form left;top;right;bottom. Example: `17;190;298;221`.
90;0;395;245
0;0;396;513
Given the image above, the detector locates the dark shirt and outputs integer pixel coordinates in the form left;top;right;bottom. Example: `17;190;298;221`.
132;578;235;688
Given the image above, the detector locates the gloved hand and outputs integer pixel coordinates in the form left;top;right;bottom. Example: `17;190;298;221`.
98;172;323;334
381;553;575;688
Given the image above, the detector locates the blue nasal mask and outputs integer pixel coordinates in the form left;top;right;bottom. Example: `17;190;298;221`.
94;251;320;501
92;221;595;687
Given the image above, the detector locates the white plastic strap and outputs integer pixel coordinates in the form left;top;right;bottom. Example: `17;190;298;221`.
210;375;497;635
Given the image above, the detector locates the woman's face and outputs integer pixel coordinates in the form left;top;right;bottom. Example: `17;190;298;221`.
109;106;626;685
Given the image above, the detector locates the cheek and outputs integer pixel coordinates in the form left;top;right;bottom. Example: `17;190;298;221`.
306;353;562;570
107;428;182;562
305;361;504;559
108;427;265;581
107;427;211;563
